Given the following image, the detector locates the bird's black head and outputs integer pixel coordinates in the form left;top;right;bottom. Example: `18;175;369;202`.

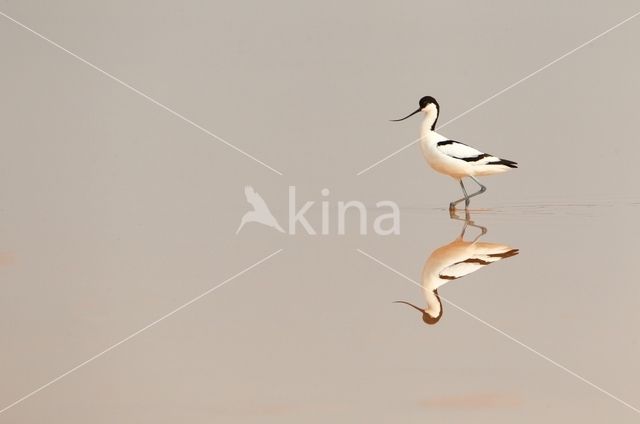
419;95;439;111
391;95;440;129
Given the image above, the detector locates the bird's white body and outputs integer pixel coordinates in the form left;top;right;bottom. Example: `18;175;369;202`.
419;104;515;179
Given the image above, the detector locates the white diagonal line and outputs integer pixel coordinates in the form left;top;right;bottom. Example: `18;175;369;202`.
356;10;640;176
356;248;640;415
0;248;283;415
0;10;283;176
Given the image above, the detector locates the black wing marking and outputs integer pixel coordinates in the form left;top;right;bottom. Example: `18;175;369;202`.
437;140;518;167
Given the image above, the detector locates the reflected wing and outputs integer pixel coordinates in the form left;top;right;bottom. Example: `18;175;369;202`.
439;261;485;280
439;248;519;280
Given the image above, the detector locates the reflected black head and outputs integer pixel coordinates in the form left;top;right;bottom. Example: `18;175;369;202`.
393;297;443;326
422;289;443;325
422;311;442;325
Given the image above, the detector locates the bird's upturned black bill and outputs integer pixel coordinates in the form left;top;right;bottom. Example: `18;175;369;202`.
390;108;421;122
393;300;423;312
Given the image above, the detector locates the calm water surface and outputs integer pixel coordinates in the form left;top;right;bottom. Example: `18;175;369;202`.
1;202;638;423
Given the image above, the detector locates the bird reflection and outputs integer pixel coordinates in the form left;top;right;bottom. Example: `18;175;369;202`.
395;210;518;325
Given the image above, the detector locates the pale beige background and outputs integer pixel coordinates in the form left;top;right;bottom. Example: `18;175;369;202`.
1;1;639;423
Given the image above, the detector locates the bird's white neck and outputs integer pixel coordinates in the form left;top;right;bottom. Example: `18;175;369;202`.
421;108;439;135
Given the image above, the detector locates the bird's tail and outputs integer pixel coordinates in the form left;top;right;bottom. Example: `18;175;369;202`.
487;248;520;259
490;158;518;168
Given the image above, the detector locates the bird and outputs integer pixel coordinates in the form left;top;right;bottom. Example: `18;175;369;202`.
392;96;517;210
236;186;285;234
394;211;519;325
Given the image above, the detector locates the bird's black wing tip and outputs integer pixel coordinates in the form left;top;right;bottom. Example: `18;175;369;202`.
488;159;518;168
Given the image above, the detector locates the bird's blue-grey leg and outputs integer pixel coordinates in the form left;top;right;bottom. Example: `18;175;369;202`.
468;176;487;198
449;208;468;237
469;218;488;241
449;179;470;210
449;208;487;239
458;176;488;208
